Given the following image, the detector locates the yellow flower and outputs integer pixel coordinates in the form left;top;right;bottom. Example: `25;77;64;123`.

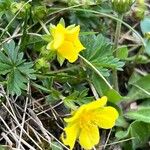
47;23;85;63
61;96;119;150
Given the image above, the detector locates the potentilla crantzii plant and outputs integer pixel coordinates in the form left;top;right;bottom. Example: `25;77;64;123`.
111;0;135;14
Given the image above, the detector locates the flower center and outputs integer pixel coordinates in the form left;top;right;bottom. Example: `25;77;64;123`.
79;112;93;129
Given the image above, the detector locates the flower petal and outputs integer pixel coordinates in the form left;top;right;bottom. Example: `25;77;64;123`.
62;123;79;150
85;96;107;111
64;105;86;123
94;106;119;129
74;38;85;52
53;24;65;49
57;41;78;63
66;25;80;41
79;124;100;149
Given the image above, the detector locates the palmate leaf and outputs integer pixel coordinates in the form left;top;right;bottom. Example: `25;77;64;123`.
81;34;124;75
1;40;36;95
64;89;93;109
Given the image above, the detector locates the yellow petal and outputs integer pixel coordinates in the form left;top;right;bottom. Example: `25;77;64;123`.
61;123;79;150
57;41;78;63
79;124;100;149
74;38;85;52
66;25;80;41
94;106;119;129
85;96;107;111
53;24;65;49
64;105;85;123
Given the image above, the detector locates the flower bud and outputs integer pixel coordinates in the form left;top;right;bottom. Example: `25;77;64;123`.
68;0;100;6
11;2;30;18
35;58;49;70
132;0;146;20
112;0;134;14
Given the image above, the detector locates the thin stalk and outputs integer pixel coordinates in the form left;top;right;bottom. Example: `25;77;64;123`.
38;20;50;34
79;54;112;89
112;14;123;91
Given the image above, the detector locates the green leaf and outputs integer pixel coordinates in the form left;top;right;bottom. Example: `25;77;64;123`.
140;17;150;35
0;41;36;95
0;51;11;64
51;141;63;150
81;34;124;72
125;107;150;123
144;39;150;55
3;40;15;60
91;73;122;103
64;90;93;109
115;116;129;128
106;89;122;103
116;45;128;59
0;62;11;75
41;34;52;42
116;121;150;149
124;74;150;102
130;121;150;149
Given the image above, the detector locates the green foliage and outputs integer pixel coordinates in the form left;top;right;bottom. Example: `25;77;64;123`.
0;0;150;149
91;73;122;103
0;40;36;95
125;107;150;123
81;34;124;74
116;46;128;60
116;121;150;149
124;74;150;102
64;89;93;109
140;17;150;35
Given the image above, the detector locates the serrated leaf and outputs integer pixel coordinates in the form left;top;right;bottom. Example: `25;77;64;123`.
64;90;93;109
125;107;150;123
124;74;150;102
1;41;36;95
0;62;11;75
3;40;15;60
81;34;124;72
0;51;11;64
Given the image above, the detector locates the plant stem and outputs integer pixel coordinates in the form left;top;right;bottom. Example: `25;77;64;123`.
79;54;112;89
38;20;50;35
112;14;123;91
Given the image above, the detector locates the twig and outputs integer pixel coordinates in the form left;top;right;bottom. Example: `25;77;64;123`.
17;83;30;149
